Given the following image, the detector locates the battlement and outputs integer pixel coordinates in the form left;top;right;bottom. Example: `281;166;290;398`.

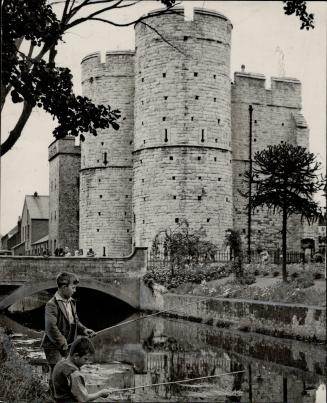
232;71;302;108
48;137;81;162
81;51;135;82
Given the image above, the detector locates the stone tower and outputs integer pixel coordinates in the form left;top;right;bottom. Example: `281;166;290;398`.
80;51;134;257
231;72;309;250
48;137;81;253
133;8;233;250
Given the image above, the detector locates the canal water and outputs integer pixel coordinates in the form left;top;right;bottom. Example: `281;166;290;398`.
0;290;326;403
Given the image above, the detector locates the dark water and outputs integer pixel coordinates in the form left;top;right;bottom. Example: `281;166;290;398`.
1;291;326;403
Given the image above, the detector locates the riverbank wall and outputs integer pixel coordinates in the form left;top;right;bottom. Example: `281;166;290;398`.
140;285;326;342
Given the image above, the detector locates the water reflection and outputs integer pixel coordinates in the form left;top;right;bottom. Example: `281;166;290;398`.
1;313;326;402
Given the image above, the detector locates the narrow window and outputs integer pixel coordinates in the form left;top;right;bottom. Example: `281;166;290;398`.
142;178;144;183
282;122;284;126
194;72;198;77
125;195;128;198
253;138;257;142
173;195;176;199
201;129;205;142
214;98;216;102
103;152;108;164
141;77;144;82
98;212;101;216
191;116;194;121
129;178;132;181
99;179;101;182
101;141;104;146
100;195;102;198
143;220;145;224
207;218;210;223
195;95;199;100
103;247;106;257
143;140;146;144
254;120;257;124
184;36;188;41
215;139;218;143
97;229;99;232
198;176;202;180
198;156;201;160
133;214;135;223
213;74;216;79
170;156;173;160
172;176;175;180
140;159;142;164
124;212;127;216
218;178;221;181
141;100;144;105
175;218;179;223
164;129;168;142
163;73;166;78
242;228;246;234
164;96;168;100
143;197;146;201
162;117;166;121
141;121;144;125
218;119;220;124
198;196;202;200
214;157;217;162
127;229;130;233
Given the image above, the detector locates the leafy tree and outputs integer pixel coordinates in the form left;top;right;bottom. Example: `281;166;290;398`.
244;143;324;281
1;0;177;157
224;229;244;279
283;0;314;30
151;219;217;274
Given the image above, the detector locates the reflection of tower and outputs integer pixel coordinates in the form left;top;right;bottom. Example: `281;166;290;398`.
133;8;233;249
275;46;286;76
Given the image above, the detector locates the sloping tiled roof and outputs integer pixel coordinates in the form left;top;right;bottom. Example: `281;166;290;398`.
32;235;49;245
25;195;49;219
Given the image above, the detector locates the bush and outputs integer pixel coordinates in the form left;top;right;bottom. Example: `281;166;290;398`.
254;269;260;276
314;272;322;280
291;272;299;279
295;272;314;288
273;271;280;277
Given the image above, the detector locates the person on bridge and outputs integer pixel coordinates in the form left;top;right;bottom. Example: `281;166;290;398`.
41;272;96;395
52;336;111;402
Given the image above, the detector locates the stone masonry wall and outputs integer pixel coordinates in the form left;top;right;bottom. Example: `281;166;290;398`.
48;137;81;254
80;52;134;257
133;9;233;250
231;73;309;250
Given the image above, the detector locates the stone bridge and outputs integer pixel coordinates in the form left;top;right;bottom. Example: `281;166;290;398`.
0;248;147;311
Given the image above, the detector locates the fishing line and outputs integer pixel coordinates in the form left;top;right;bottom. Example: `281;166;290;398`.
92;292;226;337
104;370;245;394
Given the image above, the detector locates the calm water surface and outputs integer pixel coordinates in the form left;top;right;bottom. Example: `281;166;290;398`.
1;297;326;403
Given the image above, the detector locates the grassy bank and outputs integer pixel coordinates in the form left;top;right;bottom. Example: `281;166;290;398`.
0;329;52;402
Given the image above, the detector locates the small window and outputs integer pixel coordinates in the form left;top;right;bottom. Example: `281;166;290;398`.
218;178;221;181
141;100;144;105
254;120;257;124
140;159;142;164
101;141;104;146
201;129;205;143
163;73;166;78
130;140;133;145
141;77;144;82
124;212;127;216
142;179;144;183
164;96;168;100
215;138;218;143
207;218;210;223
281;140;284;143
143;140;146;144
143;197;146;201
214;98;216;102
89;77;94;83
214;157;217;162
97;229;99;232
198;196;202;200
98;212;101;216
129;178;132;181
198;156;201;160
162;117;166;121
239;173;242;177
133;214;135;223
242;228;246;234
175;218;179;223
103;152;108;164
282;122;284;126
218;119;220;124
127;229;130;233
172;176;175;180
141;121;144;125
194;72;198;77
253;138;257;142
198;176;202;180
213;74;216;79
173;195;176;199
103;247;106;257
195;95;199;100
170;156;173;160
184;36;188;41
226;197;229;202
125;195;128;198
100;195;102;198
99;179;101;182
164;129;168;142
191;116;194;121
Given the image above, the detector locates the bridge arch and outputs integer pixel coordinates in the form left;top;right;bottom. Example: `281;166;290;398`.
0;278;140;311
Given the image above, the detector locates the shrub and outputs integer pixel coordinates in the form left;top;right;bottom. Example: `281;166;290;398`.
291;272;299;279
273;271;280;277
295;272;314;288
254;269;260;276
314;272;322;280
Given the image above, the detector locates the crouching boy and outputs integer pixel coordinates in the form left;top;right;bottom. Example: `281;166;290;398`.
52;336;110;402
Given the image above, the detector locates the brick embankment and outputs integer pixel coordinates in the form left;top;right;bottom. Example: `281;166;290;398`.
140;285;326;342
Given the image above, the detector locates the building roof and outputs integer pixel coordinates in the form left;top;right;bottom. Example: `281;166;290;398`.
8;225;18;240
25;194;49;219
32;235;49;245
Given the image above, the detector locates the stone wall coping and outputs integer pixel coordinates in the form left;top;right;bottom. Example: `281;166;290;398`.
271;76;301;83
170;293;326;311
0;247;148;262
234;72;266;80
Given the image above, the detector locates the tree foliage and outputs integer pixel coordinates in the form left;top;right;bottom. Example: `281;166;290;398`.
283;0;314;30
1;0;176;157
243;143;324;281
151;219;217;273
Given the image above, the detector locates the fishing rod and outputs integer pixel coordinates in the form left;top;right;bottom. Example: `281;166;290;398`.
92;292;227;338
104;370;245;394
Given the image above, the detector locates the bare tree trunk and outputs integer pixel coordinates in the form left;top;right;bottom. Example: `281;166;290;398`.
1;102;33;157
282;207;288;282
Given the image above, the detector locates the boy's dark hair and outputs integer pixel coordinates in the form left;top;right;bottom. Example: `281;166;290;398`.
70;337;95;357
56;272;79;287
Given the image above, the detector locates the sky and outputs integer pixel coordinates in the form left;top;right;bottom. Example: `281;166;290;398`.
1;0;326;236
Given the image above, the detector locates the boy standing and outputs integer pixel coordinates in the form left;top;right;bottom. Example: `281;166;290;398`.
41;272;96;392
53;336;111;402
